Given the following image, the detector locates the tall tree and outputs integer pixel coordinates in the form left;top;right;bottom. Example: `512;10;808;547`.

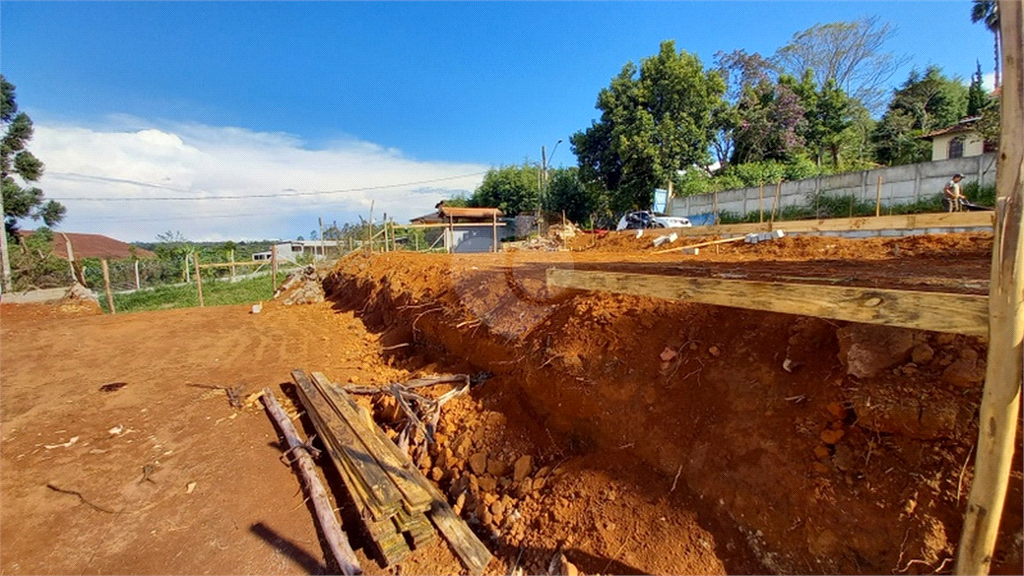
1;75;66;290
970;0;1001;89
773;16;908;114
872;66;968;165
968;61;993;116
471;163;540;216
731;78;807;165
572;41;726;213
543;167;607;224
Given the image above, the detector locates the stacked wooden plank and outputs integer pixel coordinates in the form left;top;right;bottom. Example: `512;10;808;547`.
291;370;492;574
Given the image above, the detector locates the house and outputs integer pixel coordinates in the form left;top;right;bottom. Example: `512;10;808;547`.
409;203;510;253
921;116;996;162
251;240;338;263
18;230;156;261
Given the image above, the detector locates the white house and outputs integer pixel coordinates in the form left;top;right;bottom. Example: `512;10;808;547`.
921;116;994;162
252;240;337;262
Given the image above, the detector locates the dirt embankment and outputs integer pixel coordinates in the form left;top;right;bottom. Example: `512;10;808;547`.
326;246;1022;575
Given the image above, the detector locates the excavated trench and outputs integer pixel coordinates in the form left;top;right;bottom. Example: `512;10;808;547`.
324;250;1023;575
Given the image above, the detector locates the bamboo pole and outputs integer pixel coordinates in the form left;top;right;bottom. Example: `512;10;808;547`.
955;2;1024;573
875;175;883;217
101;259;115;314
271;245;278;293
193;252;204;307
260;389;363;575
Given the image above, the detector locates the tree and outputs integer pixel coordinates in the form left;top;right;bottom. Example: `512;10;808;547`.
773;16;909;114
971;0;1000;90
543;167;607;224
731;78;807;165
2;75;66;290
2;76;65;235
968;61;992;116
872;66;968;165
471;163;540;216
572;41;726;213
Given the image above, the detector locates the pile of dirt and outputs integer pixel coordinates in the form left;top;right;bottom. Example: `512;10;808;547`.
58;283;103;315
325;242;1022;575
274;265;325;305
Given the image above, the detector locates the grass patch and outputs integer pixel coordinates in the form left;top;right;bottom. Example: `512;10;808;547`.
99;271;290;314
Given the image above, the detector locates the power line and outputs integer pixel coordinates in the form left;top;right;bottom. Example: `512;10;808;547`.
48;170;487;201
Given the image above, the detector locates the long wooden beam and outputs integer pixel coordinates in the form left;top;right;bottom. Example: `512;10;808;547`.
547;268;989;336
660;211;994;237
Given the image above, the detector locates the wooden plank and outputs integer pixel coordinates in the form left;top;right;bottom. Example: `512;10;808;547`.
309;373;433;513
260;389;362;575
653;235;747;255
366;410;492;575
292;371;403;521
403;222;507;230
955;2;1024;573
662;211;994;238
547;268;989;337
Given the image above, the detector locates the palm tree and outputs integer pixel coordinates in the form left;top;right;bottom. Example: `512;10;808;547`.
971;0;1001;89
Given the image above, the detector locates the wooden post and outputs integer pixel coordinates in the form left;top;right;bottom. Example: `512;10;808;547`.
956;1;1024;573
230;250;236;281
713;191;720;225
271;245;278;293
318;217;324;259
875;175;883;217
447;215;454;254
184;252;191;283
101;259;115;314
492;213;498;253
368;200;374;254
193;252;204;307
769;181;782;225
261;389;363;576
134;259;140;290
759;182;764;223
60;232;76;283
382;212;389;253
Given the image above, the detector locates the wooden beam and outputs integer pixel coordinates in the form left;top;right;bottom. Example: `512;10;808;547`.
658;211;994;238
956;2;1024;574
260;389;363;576
653;235;747;255
547;268;989;336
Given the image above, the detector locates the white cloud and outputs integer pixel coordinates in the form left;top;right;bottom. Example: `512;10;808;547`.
28;119;487;242
982;71;996;92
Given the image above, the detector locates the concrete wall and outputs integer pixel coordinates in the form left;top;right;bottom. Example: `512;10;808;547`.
448;224;512;253
669;154;998;220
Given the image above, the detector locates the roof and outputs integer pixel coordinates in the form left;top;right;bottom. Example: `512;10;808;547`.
920;116;982;140
409;205;504;224
18;231;156;260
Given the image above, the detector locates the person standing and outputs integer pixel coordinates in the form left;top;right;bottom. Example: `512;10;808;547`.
943;173;967;212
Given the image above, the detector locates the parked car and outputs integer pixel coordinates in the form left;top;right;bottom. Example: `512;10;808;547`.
615;211;692;231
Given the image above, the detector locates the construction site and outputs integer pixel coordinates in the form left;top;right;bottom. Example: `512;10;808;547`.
1;210;1022;575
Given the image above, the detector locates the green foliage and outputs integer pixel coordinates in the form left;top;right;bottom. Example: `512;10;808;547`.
441;193;471;208
1;75;65;237
967;62;992;116
572;40;726;213
873;66;968;166
100;272;289;314
543;167;608;223
471;163;540;215
8;227;69;290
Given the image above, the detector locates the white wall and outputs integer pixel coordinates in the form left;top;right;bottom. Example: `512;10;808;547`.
669;154;997;220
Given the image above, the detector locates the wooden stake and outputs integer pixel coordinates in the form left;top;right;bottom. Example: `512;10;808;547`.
134;260;140;290
261;389;363;576
447;215;454;254
100;259;115;314
956;2;1024;573
271;245;278;293
194;252;204;307
492;213;498;253
875;175;883;217
383;213;389;253
230;250;236;281
759;182;764;223
769;181;782;225
184;252;191;283
713;190;719;225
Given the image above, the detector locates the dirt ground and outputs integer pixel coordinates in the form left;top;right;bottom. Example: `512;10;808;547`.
1;230;1021;575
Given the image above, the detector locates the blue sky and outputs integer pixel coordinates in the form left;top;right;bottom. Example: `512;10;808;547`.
0;1;996;241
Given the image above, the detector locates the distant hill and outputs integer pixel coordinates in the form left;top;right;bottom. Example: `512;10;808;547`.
19;231;156;260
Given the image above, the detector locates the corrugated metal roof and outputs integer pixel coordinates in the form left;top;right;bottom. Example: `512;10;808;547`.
438;206;504;219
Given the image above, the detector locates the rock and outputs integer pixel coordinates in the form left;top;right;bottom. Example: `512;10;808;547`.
832;444;857;471
942;352;985;388
480;508;493;525
436;447;452;470
469;474;480;495
837;325;916;378
536;466;551;479
487;458;508;477
825;402;848;420
708;346;721;357
490;499;505;517
660;347;677;362
483;492;498;506
812;462;831;473
516;478;533;498
934;333;956;345
513;455;534;482
911;343;935;364
431;467;444;481
813;445;831;460
820;429;845;445
469;452;488;475
454;434;472;458
479;475;497;493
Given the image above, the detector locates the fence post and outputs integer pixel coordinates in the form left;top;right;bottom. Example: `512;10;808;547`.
134;259;140;290
713;191;720;225
875;175;883;217
184;252;191;283
447;215;454;253
230;250;236;281
271;245;278;292
193;252;204;307
101;259;116;314
759;182;764;223
770;181;782;226
492;213;498;252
